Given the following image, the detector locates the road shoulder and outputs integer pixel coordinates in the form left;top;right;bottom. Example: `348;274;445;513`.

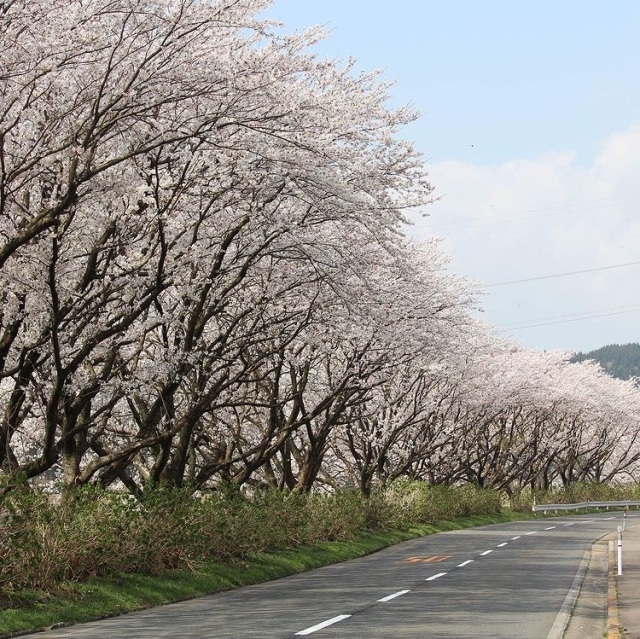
564;540;607;639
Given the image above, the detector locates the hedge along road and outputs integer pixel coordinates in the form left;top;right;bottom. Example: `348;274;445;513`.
23;513;623;639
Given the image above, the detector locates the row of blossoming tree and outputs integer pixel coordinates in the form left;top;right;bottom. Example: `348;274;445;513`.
1;0;639;498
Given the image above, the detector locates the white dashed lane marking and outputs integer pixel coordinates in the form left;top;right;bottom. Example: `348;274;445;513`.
295;615;352;636
426;572;447;581
378;590;410;602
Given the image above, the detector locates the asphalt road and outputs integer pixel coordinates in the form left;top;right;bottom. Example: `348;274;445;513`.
25;513;624;639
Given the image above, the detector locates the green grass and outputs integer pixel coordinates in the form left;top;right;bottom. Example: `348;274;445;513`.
0;510;541;638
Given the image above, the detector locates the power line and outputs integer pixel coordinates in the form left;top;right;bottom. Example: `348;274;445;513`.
496;305;640;332
498;303;640;328
485;260;640;287
498;302;640;328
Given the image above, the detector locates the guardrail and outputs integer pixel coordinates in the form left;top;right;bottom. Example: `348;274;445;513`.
532;500;640;513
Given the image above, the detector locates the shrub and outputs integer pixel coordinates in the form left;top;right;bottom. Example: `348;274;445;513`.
368;481;500;530
0;480;503;592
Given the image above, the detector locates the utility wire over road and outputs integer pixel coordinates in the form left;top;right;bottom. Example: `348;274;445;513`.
497;303;640;332
486;259;640;288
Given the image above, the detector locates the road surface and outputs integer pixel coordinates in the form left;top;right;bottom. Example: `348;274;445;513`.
24;513;623;639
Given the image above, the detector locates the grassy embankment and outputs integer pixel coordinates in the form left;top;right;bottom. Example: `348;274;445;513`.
1;480;636;637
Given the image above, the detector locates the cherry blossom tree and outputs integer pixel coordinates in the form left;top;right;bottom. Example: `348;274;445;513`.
0;0;434;492
2;0;640;499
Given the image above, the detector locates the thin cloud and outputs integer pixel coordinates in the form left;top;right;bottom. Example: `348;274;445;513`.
409;123;640;351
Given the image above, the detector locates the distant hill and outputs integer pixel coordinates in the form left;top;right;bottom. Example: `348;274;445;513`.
571;342;640;381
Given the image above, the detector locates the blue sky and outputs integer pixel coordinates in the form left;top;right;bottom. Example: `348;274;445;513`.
265;1;640;353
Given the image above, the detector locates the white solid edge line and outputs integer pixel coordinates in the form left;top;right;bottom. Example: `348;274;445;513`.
480;550;493;556
295;615;352;636
546;549;590;639
497;543;508;547
457;560;474;567
378;589;411;602
426;572;448;581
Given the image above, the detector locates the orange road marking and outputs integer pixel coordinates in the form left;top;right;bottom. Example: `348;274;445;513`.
423;555;451;563
405;555;451;564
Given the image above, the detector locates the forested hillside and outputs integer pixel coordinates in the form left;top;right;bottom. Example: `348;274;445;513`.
572;343;640;381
